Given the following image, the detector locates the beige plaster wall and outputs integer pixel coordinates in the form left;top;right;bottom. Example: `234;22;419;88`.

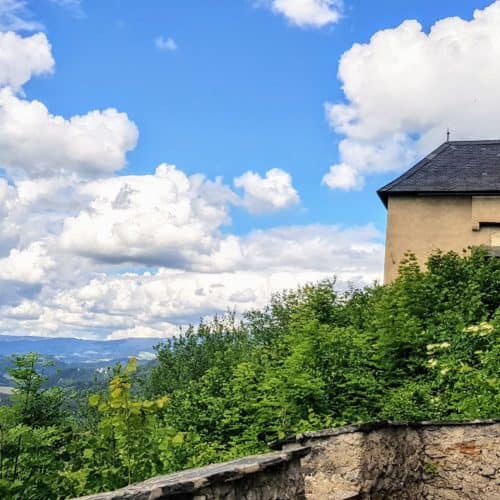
384;195;500;283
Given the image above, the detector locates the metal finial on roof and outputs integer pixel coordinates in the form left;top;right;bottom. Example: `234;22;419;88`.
446;128;450;142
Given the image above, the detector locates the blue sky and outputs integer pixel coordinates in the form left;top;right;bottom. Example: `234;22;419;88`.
25;0;492;231
0;0;499;338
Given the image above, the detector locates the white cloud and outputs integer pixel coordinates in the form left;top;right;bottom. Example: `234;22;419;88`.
324;1;500;190
0;177;14;219
0;178;19;253
172;223;383;276
0;88;138;178
0;174;96;261
155;36;177;51
59;164;238;266
0;219;383;338
4;300;44;319
8;224;381;337
58;160;381;278
231;224;383;279
0;241;55;284
0;0;42;32
0;32;137;179
107;325;180;341
257;0;342;28
0;31;53;89
322;163;363;190
0;24;385;340
234;168;299;213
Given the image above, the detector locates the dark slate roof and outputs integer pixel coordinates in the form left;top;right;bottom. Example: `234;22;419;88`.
377;140;500;207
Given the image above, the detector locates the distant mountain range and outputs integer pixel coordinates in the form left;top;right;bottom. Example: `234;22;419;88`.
0;335;165;393
0;335;162;364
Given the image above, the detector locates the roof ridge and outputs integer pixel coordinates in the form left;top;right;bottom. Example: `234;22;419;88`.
447;139;500;145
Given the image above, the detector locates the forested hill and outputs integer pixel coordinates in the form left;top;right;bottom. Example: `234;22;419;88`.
0;336;160;396
0;336;159;362
0;249;499;499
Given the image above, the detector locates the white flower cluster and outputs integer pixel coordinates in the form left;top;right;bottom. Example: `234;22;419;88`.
426;342;451;354
464;322;494;336
426;342;452;372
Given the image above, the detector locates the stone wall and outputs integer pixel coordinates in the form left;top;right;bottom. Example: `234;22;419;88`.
77;421;499;500
273;420;499;499
77;447;309;500
422;423;498;500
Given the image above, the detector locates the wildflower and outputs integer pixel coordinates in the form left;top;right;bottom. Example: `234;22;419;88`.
464;322;494;335
464;325;479;333
427;342;450;353
479;322;493;330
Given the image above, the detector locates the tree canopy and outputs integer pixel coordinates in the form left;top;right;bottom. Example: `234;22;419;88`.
0;249;498;498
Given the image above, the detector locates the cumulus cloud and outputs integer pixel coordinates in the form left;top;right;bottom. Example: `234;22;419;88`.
190;223;383;276
0;174;96;261
257;0;343;28
60;164;238;266
155;36;177;51
234;168;299;213
0;224;384;338
0;0;42;32
0;178;20;252
0;31;137;180
324;1;500;190
0;31;54;89
0;88;138;178
0;209;383;339
58;160;380;277
0;241;55;284
1;223;382;338
0;25;385;340
62;183;383;275
322;163;363;190
4;300;44;320
0;177;14;219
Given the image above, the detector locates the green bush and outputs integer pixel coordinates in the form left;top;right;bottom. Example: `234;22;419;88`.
0;248;498;498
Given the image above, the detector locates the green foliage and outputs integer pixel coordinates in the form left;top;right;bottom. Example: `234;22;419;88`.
77;358;171;491
0;353;71;499
0;248;498;498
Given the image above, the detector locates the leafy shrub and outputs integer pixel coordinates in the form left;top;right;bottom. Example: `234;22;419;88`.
0;249;498;498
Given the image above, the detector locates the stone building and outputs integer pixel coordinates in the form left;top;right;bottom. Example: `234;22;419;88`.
378;140;500;282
